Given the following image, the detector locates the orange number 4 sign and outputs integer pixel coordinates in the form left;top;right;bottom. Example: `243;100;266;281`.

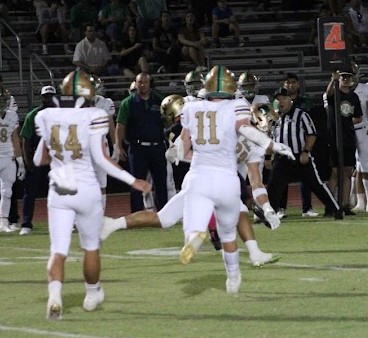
324;23;346;50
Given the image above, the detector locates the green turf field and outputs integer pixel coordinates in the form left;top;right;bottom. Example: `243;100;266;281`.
1;208;368;338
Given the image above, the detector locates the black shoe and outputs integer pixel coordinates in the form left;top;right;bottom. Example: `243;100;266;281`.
343;207;356;216
334;209;344;220
209;229;222;251
252;204;272;229
324;206;334;217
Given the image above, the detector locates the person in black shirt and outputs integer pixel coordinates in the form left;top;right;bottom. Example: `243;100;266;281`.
266;88;342;219
325;68;363;215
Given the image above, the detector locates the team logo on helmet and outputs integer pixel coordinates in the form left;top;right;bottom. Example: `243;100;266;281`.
184;70;204;96
238;70;259;99
204;65;236;99
251;104;279;133
160;94;185;127
60;69;97;100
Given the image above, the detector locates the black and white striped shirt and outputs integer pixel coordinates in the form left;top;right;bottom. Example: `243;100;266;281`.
273;107;317;154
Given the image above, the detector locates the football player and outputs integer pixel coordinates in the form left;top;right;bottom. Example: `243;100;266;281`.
33;69;151;320
183;69;205;102
0;85;25;233
236;70;280;227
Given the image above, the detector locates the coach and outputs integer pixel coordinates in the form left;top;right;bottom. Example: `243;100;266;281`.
266;88;342;219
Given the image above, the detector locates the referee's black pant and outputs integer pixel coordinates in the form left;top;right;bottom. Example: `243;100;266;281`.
267;154;339;213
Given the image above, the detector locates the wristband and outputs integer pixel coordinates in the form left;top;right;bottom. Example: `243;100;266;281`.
264;155;272;160
16;156;24;165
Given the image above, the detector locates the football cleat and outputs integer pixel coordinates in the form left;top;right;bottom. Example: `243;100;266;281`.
180;232;207;265
250;252;281;267
83;287;105;312
46;298;62;320
226;273;242;294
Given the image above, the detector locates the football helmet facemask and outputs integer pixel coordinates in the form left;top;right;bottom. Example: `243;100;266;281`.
184;70;204;96
238;71;259;99
204;65;236;99
160;94;185;127
60;69;96;100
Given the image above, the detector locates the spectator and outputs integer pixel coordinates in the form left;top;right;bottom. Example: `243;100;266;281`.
115;72;168;212
98;0;132;51
38;0;72;55
69;0;98;42
18;85;56;236
266;87;342;220
346;0;368;51
178;10;207;72
152;10;181;74
211;0;244;48
119;23;149;78
325;68;363;215
0;86;25;233
73;24;112;76
129;0;167;41
190;0;215;28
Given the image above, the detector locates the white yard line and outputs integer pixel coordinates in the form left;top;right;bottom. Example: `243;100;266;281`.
0;325;109;338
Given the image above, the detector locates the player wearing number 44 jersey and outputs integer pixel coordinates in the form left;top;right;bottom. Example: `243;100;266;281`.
33;69;151;320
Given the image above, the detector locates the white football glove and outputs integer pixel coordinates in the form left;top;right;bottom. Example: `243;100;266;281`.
111;144;120;162
16;157;26;181
49;164;78;195
261;202;280;230
272;142;295;160
165;141;178;164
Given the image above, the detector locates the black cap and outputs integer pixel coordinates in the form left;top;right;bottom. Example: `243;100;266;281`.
274;87;290;99
338;65;353;76
283;72;299;81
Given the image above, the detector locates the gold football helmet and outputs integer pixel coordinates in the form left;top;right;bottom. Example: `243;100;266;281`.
251;103;279;132
60;69;96;100
160;94;184;127
204;65;236;99
238;70;259;99
184;70;204;96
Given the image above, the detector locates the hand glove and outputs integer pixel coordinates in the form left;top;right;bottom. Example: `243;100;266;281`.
16;157;26;181
111;144;120;162
264;209;280;230
165;141;178;164
48;164;78;195
272;142;296;160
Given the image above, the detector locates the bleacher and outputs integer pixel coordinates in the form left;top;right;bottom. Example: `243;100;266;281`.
2;0;368;121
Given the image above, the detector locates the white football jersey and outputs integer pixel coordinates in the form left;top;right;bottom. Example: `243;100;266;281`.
181;99;250;172
35;106;109;184
183;95;199;103
353;83;368;120
9;95;18;112
0;109;19;158
94;95;115;116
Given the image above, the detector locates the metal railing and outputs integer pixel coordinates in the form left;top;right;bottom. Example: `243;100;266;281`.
28;53;55;108
0;18;23;90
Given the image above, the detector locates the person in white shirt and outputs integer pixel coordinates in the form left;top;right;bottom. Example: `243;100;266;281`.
73;24;111;75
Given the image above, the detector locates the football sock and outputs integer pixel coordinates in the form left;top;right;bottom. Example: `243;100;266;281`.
245;239;262;256
222;250;239;277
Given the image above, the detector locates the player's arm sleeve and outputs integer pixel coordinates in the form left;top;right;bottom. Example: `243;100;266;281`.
236;119;272;149
90;134;136;185
33;138;51;166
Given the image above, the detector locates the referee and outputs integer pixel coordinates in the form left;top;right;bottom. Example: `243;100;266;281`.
266;88;342;219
